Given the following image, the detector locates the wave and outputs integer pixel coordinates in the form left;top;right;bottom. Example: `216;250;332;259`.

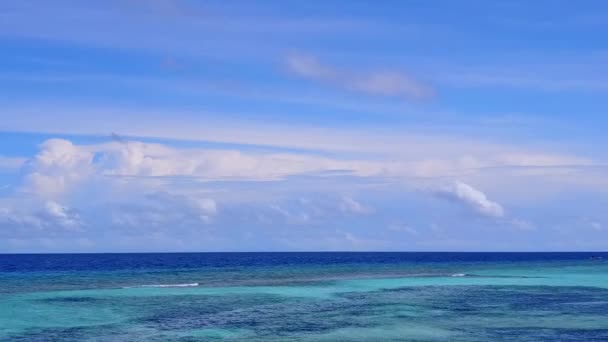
126;283;199;288
450;273;469;277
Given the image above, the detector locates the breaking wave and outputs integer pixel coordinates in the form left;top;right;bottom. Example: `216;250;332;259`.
450;273;469;277
126;283;199;288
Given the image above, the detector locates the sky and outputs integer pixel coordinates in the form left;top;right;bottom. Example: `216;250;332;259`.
1;0;608;252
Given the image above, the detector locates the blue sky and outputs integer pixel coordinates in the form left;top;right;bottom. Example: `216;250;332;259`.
1;0;607;252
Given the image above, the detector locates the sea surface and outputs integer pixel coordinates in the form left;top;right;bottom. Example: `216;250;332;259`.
1;252;608;341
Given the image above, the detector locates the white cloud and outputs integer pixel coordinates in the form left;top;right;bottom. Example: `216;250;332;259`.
95;139;386;181
0;201;82;231
436;181;505;218
6;137;603;231
42;201;82;230
10;138;607;201
23;138;593;189
15;138;383;202
6;106;608;182
21;139;94;197
339;196;373;214
3;135;607;251
286;53;433;100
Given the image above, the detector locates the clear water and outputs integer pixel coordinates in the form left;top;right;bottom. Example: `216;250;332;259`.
1;252;608;341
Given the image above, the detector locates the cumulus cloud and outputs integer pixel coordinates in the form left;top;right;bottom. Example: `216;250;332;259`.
42;201;83;230
4;135;608;252
21;139;94;197
14;138;382;203
10;138;605;208
8;138;600;223
436;181;505;218
286;53;433;100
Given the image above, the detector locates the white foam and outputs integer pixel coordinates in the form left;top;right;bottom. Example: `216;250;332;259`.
129;283;199;288
450;273;468;277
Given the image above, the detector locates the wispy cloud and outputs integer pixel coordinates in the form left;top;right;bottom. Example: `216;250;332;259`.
285;53;434;100
435;181;505;218
339;196;374;215
0;105;519;155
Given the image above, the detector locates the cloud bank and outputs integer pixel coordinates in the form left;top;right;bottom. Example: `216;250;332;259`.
1;135;607;252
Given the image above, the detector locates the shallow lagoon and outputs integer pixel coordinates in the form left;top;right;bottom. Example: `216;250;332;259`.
1;252;608;341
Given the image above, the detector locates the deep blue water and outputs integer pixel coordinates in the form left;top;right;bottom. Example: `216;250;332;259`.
2;252;605;272
1;252;608;341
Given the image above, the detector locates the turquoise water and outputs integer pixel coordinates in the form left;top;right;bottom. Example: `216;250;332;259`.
1;253;608;341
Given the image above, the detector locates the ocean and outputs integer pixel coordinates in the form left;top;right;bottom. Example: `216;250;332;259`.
1;252;608;341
